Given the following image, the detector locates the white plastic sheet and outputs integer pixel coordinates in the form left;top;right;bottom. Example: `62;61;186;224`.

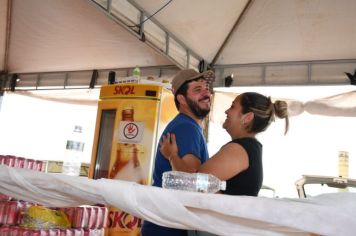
211;90;356;126
0;165;355;236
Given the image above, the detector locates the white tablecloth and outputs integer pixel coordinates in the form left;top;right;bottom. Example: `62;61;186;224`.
0;165;355;236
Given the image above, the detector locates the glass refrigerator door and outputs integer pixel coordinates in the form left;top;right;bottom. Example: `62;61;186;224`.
108;98;161;185
93;109;116;179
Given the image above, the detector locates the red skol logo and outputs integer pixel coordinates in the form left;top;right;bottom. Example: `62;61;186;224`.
109;210;142;230
114;85;135;95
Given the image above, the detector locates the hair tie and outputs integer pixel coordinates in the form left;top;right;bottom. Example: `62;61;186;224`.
270;102;276;122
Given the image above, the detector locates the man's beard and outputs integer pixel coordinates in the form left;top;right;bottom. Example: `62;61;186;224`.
186;96;210;119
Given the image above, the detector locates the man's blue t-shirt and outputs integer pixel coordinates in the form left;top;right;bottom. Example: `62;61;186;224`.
152;113;209;187
141;113;209;236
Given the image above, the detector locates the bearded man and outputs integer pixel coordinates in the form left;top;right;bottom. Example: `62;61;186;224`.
141;69;215;236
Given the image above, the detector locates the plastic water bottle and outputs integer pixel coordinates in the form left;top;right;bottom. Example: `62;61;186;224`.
133;66;141;82
162;171;226;193
62;125;85;176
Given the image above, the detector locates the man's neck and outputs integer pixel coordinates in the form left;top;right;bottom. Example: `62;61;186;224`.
179;109;203;126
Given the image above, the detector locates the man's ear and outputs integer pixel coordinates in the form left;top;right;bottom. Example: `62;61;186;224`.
177;94;186;105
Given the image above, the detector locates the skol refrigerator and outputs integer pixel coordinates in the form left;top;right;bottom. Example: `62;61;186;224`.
89;83;177;236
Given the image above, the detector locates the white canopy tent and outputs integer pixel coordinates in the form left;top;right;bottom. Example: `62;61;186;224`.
1;0;355;117
1;0;356;89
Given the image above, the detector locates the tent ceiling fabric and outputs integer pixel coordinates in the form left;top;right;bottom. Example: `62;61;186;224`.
134;0;249;63
133;0;356;66
0;0;356;86
6;0;172;74
217;0;356;65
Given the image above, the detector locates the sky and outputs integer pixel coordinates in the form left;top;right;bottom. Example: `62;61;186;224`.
0;85;355;198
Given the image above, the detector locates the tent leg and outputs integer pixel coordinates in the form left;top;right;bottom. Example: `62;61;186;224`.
0;73;7;112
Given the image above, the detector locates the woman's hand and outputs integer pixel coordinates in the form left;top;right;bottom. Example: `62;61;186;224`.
159;132;178;161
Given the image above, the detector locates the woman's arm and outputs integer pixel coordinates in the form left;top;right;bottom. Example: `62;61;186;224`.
160;133;201;173
199;143;249;181
160;133;248;179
